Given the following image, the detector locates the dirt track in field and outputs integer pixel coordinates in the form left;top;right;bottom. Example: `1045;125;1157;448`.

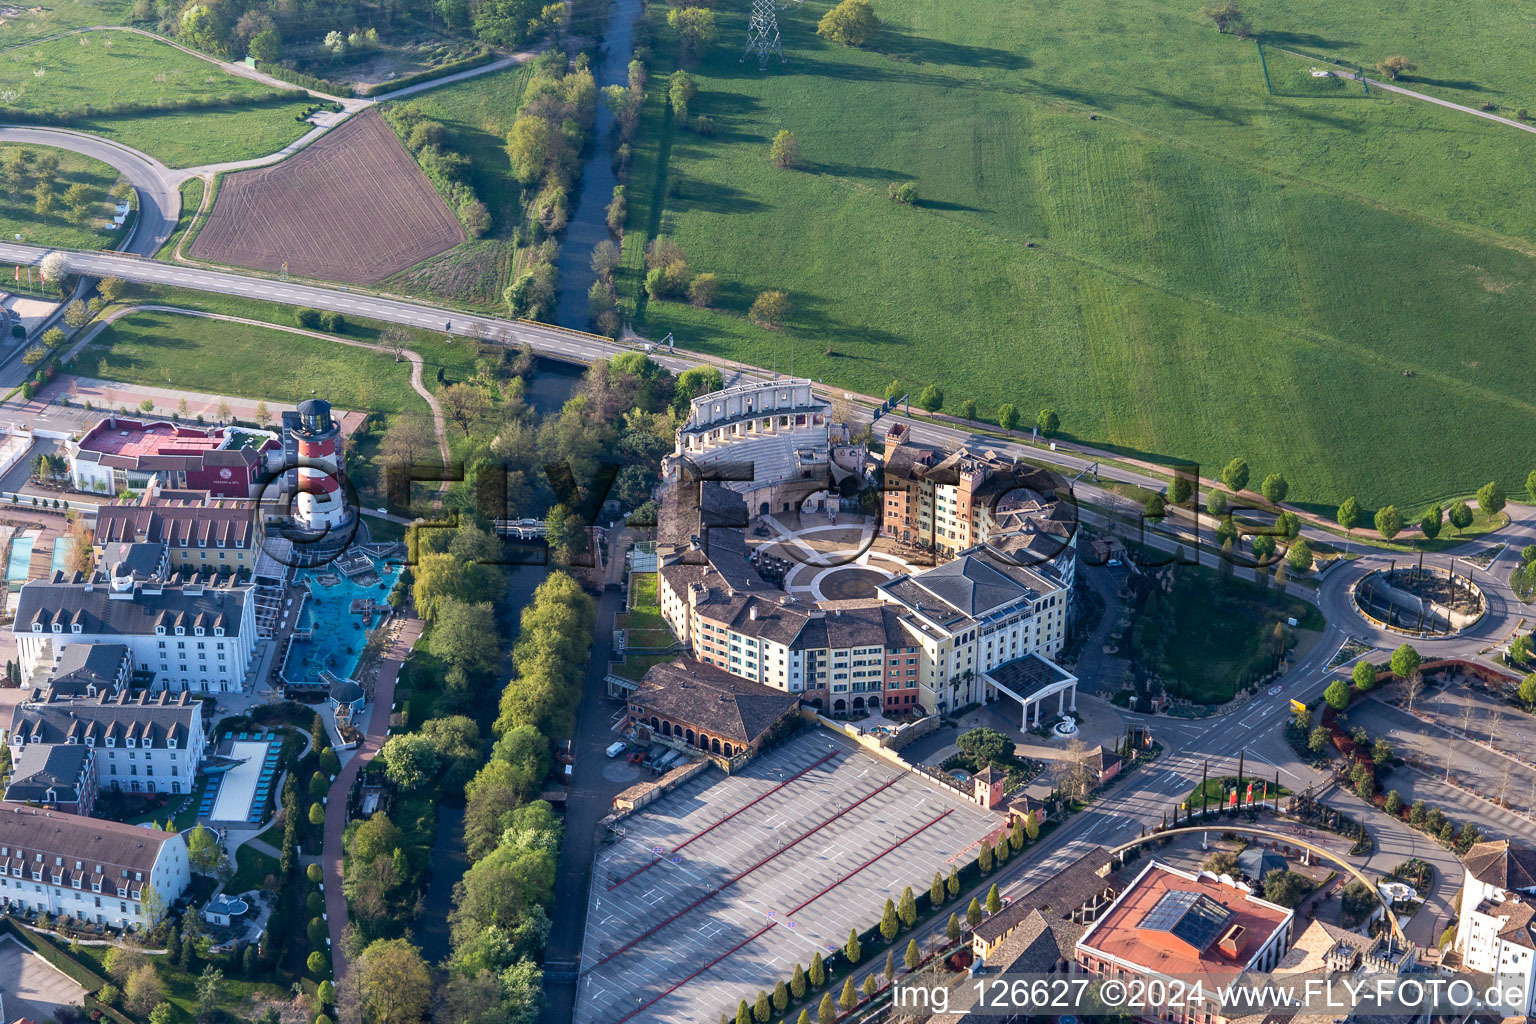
188;108;465;284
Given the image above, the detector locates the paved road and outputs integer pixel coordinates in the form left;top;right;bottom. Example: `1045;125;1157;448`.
0;128;180;255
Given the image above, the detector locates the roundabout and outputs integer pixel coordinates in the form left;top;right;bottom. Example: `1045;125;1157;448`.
1352;565;1487;638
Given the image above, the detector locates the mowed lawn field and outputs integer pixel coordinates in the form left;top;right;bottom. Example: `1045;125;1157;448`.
73;309;432;416
0;31;312;166
629;0;1536;513
380;64;534;309
0;0;132;46
0;144;128;249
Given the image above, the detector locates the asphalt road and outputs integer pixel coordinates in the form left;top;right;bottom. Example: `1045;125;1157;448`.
0;128;181;256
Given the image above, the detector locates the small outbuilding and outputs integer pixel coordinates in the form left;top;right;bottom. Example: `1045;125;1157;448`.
328;679;366;718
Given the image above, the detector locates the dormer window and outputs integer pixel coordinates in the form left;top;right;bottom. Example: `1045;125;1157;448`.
51;624;61;633
168;739;177;749
85;736;94;747
155;626;165;635
70;877;81;889
106;738;115;748
175;627;184;636
195;627;204;636
126;737;136;748
91;880;100;892
214;628;224;637
70;624;81;633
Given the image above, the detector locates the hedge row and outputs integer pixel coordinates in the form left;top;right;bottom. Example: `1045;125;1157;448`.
358;49;498;96
0;91;301;124
85;992;137;1024
253;62;352;97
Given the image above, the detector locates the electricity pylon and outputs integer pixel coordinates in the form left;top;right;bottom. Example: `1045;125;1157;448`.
742;0;802;69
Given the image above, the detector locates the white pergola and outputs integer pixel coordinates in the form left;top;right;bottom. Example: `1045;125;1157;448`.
983;653;1078;729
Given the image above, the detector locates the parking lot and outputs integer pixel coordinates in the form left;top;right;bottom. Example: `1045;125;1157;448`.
0;936;86;1023
575;729;999;1024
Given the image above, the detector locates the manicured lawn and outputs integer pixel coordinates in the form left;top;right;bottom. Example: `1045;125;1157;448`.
72;309;431;415
154;176;206;259
625;0;1536;513
0;144;129;250
228;843;280;894
380;64;534;309
0;32;312;166
618;572;673;645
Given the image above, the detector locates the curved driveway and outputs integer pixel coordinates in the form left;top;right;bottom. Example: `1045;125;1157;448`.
0;127;182;255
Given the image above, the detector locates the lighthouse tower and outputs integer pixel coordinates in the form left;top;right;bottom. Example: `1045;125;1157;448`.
291;398;349;531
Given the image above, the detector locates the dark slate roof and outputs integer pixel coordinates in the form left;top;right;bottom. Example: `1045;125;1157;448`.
10;691;199;750
13;573;249;639
983;907;1073;973
47;643;129;697
0;801;173;881
103;542;165;580
297;398;331;418
329;680;364;703
633;659;801;746
658;481;748;551
986;654;1074;698
973;846;1116;944
1465;840;1536;891
1237;847;1288;882
5;744;93;803
911;555;1031;618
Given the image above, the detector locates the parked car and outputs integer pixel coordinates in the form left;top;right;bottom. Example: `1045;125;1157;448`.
606;741;628;758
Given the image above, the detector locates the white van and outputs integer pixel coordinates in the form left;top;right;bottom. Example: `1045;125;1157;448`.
605;741;627;758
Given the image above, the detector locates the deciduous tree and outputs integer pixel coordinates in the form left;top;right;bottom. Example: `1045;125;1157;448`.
749;290;790;330
1374;504;1402;540
816;0;880;45
1221;457;1249;493
1376;55;1416;79
769;129;801;169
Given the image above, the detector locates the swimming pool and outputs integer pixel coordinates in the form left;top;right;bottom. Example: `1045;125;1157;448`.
282;557;401;685
48;536;73;576
6;532;35;584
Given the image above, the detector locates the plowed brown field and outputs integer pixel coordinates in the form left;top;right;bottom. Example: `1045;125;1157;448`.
189;109;465;285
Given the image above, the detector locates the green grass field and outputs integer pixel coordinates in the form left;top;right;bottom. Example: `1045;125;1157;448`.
0;0;132;46
626;0;1536;513
0;143;128;249
0;31;312;166
380;64;533;309
73;309;432;415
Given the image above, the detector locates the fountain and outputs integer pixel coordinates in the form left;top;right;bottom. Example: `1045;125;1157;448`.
1052;717;1079;739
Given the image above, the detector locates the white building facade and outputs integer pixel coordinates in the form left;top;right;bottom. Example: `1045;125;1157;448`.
0;803;190;930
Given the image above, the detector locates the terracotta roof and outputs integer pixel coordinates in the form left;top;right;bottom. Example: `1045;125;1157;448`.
632;659;801;746
1465;840;1536;891
1077;861;1292;975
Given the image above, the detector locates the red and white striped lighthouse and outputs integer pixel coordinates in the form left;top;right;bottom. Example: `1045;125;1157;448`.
291;398;349;531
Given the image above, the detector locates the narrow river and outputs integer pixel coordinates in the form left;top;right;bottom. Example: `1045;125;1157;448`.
553;0;642;329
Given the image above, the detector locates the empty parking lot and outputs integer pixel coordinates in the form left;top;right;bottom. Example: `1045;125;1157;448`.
575;729;999;1024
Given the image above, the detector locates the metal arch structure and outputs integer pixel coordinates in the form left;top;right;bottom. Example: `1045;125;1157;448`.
1102;825;1409;950
742;0;803;69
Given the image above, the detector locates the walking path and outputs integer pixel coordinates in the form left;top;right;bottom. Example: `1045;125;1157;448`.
53;303;451;472
1265;48;1536;138
322;616;423;1015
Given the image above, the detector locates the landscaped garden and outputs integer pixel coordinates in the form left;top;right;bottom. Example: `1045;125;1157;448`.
619;0;1536;513
1127;563;1323;705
